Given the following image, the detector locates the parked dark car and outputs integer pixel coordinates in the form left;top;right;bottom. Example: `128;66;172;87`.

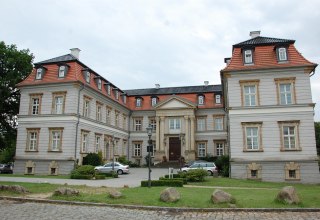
0;164;13;174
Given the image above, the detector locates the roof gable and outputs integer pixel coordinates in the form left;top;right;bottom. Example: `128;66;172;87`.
155;95;196;109
233;36;295;48
35;54;78;65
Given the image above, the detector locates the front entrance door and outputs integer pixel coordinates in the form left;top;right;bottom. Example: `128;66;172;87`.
169;137;181;161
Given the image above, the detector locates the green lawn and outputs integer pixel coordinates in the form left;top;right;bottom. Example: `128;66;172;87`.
1;178;319;208
0;174;70;179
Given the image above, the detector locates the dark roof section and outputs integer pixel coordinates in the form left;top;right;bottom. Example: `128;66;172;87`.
233;36;295;48
124;85;222;96
35;54;78;65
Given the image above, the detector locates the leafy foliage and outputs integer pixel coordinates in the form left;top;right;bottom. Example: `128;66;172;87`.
0;41;33;152
70;165;95;179
141;180;183;187
215;155;230;177
82;153;102;166
184;169;208;182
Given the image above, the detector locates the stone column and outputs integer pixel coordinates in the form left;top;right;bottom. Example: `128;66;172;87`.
184;116;189;151
155;117;160;151
190;116;195;151
160;117;165;152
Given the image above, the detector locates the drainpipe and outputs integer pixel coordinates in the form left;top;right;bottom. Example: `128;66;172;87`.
127;110;132;161
74;83;85;169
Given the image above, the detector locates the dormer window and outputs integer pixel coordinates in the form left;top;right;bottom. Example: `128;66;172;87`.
198;95;204;105
115;90;119;100
244;49;253;64
97;79;102;90
107;85;111;95
277;47;288;62
151;97;158;106
136;98;142;107
123;95;127;104
36;68;43;80
215;95;221;104
58;64;69;78
85;71;90;83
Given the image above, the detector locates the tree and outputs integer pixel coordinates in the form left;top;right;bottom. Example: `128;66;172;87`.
0;41;33;157
315;122;320;156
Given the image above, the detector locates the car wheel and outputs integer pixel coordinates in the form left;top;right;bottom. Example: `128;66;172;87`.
207;170;213;176
117;169;123;175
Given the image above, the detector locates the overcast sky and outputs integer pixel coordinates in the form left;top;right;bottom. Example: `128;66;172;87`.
1;0;320;120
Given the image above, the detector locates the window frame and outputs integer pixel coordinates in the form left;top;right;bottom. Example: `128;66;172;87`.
196;117;206;131
96;102;102;121
115;110;120;127
243;49;253;64
133;142;142;157
134;118;143;131
278;120;301;151
81;130;89;153
197;142;207;158
58;64;69;78
136;98;142;107
26;128;40;152
52;91;66;114
213;116;224;131
29;93;43;115
95;134;101;153
36;68;43;80
285;162;301;181
276;47;288;62
239;80;260;107
198;95;204;105
274;77;296;105
169;118;181;131
106;106;112;125
123;114;127;130
215;142;224;156
215;94;221;104
242;122;263;152
83;96;92;118
48;128;63;152
149;117;157;131
151;97;158;107
85;71;91;83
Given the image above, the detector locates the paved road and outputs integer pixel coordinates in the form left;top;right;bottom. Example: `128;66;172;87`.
0;168;170;188
1;200;319;220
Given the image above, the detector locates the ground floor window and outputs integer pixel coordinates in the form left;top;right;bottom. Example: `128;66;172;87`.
216;142;224;156
285;162;300;180
133;142;142;157
197;142;206;157
247;162;261;179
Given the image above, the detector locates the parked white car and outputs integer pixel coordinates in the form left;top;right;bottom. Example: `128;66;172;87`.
94;162;129;175
181;162;218;176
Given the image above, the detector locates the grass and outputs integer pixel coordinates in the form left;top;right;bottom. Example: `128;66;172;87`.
0;178;319;208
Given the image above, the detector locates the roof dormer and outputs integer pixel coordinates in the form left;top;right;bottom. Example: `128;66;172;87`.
57;63;70;78
34;65;47;80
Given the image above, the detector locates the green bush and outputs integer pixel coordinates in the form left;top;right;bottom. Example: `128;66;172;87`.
70;173;92;179
159;177;187;184
70;165;95;179
185;169;208;182
94;174;106;180
215;155;230;177
82;153;102;166
164;174;181;178
117;155;128;164
103;171;119;178
141;180;183;187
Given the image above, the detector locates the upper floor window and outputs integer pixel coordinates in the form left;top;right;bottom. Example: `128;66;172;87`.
97;79;102;90
244;49;253;64
29;93;43;115
278;121;300;151
52;92;66;114
107;85;111;95
136;98;142;107
213;116;223;131
58;64;69;78
36;68;43;80
96;103;102;121
242;122;263;152
85;71;90;83
123;115;127;130
240;80;260;107
106;107;112;125
83;96;92;117
274;77;295;105
149;117;157;130
169;118;181;130
197;142;206;157
123;95;127;104
133;142;142;157
198;95;204;105
215;95;221;104
151;97;158;106
216;142;224;156
277;47;288;62
197;117;206;131
115;111;120;127
134;118;142;131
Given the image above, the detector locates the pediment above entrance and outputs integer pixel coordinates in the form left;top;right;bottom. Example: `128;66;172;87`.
155;95;197;110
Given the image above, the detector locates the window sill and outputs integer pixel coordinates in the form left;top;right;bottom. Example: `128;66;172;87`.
48;150;63;153
132;156;142;158
25;150;39;152
285;178;301;181
280;148;302;152
243;149;264;152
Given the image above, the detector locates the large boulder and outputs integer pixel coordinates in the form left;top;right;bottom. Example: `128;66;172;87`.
108;189;122;199
0;185;29;193
276;186;300;204
160;187;180;203
211;189;234;204
54;187;79;196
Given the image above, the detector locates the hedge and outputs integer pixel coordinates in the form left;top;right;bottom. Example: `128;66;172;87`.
159;177;187;184
164;174;181;178
70;174;92;179
103;172;119;178
141;180;183;187
94;174;106;180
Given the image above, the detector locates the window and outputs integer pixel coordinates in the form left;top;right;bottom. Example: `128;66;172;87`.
83;96;91;117
285;162;300;180
197;118;206;131
136;98;142;107
278;121;300;151
81;131;89;153
26;128;40;151
115;90;119;100
123;115;127;130
133;142;142;157
29;93;43;115
106;107;112;125
58;65;68;78
216;142;224;156
85;71;90;83
49;128;63;151
115;111;120;127
242;122;263;151
97;79;102;90
95;135;101;153
244;49;253;64
169;118;181;130
197;142;206;157
240;80;260;107
247;162;262;179
215;95;221;104
274;78;296;105
277;47;288;61
96;103;102;121
149;118;157;130
52;92;66;114
198;95;204;105
134;118;142;131
214;117;223;131
107;85;111;95
123;95;127;104
36;68;43;79
151;97;157;106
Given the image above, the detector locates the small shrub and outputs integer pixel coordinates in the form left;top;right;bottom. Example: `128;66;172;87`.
103;171;119;178
185;169;208;182
141;180;183;187
82;153;102;166
215;155;230;177
159;177;187;184
118;155;128;164
164;174;181;178
94;174;106;180
70;165;95;179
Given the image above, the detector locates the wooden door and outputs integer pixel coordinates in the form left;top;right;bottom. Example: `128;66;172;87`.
169;137;181;161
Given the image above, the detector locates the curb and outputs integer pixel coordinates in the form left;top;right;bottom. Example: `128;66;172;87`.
1;196;320;213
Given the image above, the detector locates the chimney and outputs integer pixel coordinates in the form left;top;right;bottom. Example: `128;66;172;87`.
155;84;160;89
70;48;81;59
204;81;209;86
249;31;261;39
